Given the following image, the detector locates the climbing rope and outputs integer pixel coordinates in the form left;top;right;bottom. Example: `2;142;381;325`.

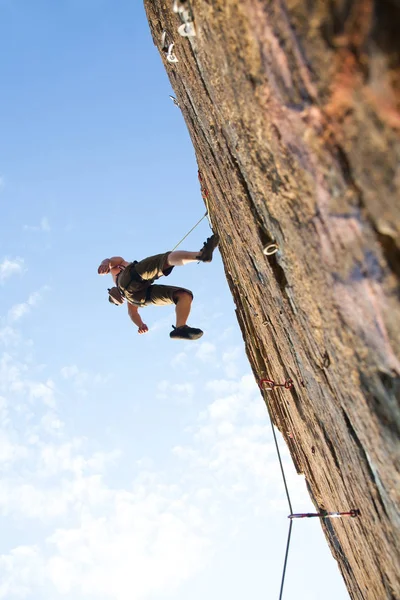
259;378;294;598
170;169;213;251
279;521;293;600
259;379;294;513
171;212;208;251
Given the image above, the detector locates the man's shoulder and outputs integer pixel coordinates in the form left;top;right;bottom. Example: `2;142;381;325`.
118;259;135;269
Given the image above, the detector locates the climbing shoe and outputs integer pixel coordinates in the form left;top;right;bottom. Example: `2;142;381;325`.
170;325;204;340
197;233;219;263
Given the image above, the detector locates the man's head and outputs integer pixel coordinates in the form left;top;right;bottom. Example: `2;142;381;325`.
108;287;125;306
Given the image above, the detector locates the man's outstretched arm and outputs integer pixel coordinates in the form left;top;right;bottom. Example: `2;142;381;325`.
127;303;148;335
98;256;124;275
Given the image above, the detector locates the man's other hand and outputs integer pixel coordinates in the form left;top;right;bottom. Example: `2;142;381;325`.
98;261;110;275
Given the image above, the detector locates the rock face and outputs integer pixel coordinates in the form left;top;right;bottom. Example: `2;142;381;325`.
143;1;400;598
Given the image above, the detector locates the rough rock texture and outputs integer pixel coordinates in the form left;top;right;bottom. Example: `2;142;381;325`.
144;2;400;598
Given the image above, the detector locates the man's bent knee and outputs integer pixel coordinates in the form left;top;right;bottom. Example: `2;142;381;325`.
173;289;193;304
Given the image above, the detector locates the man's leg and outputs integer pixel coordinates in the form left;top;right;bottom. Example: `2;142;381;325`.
146;285;203;340
167;251;200;266
174;290;193;327
171;290;203;340
166;233;219;267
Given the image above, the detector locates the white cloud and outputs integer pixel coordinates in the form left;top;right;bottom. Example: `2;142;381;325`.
0;320;317;600
60;365;109;396
8;304;29;321
0;459;213;598
8;290;45;322
38;441;120;478
60;365;79;379
23;217;50;232
170;351;187;368
206;393;241;421
28;380;56;407
41;412;64;434
0;346;291;599
177;373;304;514
0;353;56;410
222;346;241;378
0;326;20;347
0;176;4;191
0;258;24;283
205;378;237;395
195;341;216;362
174;382;194;397
157;380;194;403
0;434;28;465
0;546;44;600
39;492;211;599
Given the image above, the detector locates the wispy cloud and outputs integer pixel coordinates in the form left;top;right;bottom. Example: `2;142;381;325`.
0;305;317;600
60;364;110;396
222;346;241;378
28;380;56;407
195;341;216;362
0;326;20;347
0;477;212;598
171;351;187;368
8;289;47;322
0;257;24;283
0;346;212;597
0;176;4;191
23;217;50;232
157;379;195;403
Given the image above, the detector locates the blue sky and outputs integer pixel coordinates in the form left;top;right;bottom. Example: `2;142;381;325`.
0;2;349;599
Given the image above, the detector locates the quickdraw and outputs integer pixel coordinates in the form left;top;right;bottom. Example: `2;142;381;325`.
289;509;361;520
161;31;179;64
259;378;294;391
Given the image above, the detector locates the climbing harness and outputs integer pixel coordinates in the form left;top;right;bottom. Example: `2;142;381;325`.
257;375;361;599
289;509;361;520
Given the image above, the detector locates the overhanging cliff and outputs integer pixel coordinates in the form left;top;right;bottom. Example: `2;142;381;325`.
143;2;400;598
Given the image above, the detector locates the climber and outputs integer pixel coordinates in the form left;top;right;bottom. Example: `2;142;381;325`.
97;234;219;340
